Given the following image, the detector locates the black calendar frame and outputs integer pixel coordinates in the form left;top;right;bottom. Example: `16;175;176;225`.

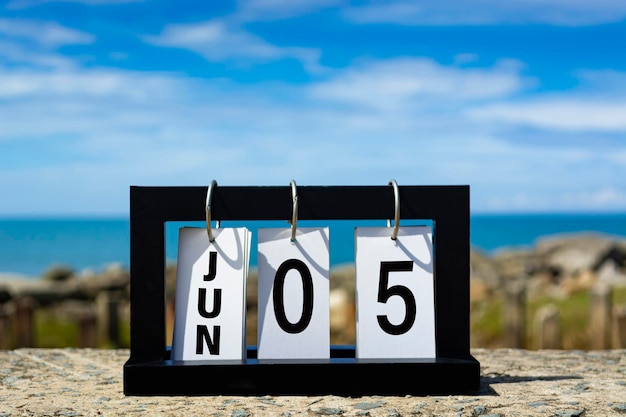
123;185;480;396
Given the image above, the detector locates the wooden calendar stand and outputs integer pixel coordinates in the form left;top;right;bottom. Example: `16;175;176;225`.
123;185;480;396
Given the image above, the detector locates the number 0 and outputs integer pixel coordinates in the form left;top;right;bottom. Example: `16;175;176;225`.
377;261;416;335
273;259;314;334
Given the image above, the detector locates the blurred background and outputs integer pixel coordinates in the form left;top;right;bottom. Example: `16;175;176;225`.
1;0;625;350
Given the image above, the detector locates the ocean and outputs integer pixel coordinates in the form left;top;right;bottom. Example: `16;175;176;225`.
1;214;625;278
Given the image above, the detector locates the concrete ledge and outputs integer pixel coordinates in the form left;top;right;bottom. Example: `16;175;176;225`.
1;348;625;416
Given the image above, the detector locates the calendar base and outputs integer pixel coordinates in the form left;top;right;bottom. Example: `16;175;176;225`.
123;346;480;396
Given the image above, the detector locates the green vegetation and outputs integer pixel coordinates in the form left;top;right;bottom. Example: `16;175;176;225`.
26;308;131;349
10;286;626;350
470;297;504;348
34;311;81;348
471;286;626;349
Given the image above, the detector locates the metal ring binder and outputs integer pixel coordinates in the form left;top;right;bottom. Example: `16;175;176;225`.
205;180;217;242
389;179;400;240
290;179;298;242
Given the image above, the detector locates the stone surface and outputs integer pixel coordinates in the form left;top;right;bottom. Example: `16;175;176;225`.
0;349;625;416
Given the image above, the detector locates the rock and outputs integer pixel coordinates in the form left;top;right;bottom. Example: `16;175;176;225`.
0;288;11;303
553;410;585;417
2;348;625;416
594;245;626;271
492;247;541;282
470;247;501;294
0;263;129;307
536;233;623;277
42;265;75;282
330;287;353;341
313;407;344;415
468;232;626;299
471;405;487;415
597;261;626;287
354;402;382;410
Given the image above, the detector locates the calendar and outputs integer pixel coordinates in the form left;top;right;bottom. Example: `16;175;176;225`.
124;183;480;396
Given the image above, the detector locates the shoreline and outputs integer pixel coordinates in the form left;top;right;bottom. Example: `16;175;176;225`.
2;230;626;280
2;213;626;278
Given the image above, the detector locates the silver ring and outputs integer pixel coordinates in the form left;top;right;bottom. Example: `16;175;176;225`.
205;180;218;242
389;179;400;240
290;179;298;242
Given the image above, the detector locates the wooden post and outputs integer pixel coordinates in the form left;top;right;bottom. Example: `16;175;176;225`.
0;304;11;349
14;297;35;348
78;310;98;348
97;291;120;347
503;281;526;348
166;298;175;347
612;305;626;349
533;304;561;349
590;282;612;350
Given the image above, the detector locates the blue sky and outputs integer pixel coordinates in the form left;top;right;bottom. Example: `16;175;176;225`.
1;0;625;216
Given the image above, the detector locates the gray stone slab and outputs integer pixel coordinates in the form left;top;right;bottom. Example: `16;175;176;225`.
0;348;625;416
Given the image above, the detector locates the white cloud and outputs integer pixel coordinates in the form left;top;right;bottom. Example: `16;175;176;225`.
0;39;76;68
575;70;626;97
609;150;626;165
0;18;94;47
6;0;142;9
481;186;626;213
0;68;186;100
144;19;321;72
587;187;626;207
0;18;94;69
467;69;626;134
234;0;342;21
343;0;626;26
309;58;529;111
561;187;626;211
468;99;626;132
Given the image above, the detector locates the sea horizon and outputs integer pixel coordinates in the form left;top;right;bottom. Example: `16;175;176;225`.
1;212;625;279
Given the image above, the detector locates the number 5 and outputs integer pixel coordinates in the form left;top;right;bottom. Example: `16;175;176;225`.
377;261;416;335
